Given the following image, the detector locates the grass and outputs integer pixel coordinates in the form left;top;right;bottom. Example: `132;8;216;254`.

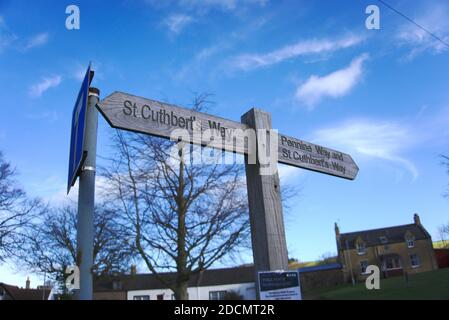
304;268;449;300
434;240;449;249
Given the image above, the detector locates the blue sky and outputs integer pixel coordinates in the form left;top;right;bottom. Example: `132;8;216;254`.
1;0;449;286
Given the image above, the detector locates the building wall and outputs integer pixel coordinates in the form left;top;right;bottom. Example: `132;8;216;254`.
435;249;449;268
127;282;256;300
340;239;438;282
94;291;127;300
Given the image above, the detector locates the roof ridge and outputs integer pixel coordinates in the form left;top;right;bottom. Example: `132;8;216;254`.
340;223;416;235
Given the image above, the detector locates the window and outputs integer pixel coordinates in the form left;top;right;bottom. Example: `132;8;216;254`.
405;232;415;248
360;260;369;274
157;294;164;301
133;295;150;300
356;242;366;255
209;290;227;300
384;256;401;270
410;254;420;268
379;236;388;244
112;280;122;291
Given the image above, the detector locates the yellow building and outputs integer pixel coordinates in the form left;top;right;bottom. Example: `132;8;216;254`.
336;214;438;283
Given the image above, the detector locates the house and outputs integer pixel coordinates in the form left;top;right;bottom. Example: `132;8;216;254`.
335;213;438;282
0;278;51;300
94;265;256;300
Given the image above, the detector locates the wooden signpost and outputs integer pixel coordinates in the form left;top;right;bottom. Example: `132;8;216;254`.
97;91;359;179
95;90;359;300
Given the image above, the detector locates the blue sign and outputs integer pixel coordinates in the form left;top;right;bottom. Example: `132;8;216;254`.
67;64;92;194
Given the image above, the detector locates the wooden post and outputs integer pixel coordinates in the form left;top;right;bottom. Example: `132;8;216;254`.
241;108;289;300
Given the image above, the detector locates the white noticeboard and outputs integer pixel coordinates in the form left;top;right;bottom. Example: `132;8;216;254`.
258;271;302;300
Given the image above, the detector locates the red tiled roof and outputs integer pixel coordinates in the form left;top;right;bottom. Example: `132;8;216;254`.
0;283;51;300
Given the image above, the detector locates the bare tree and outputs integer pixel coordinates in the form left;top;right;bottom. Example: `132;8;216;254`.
16;204;134;286
0;151;45;262
438;222;449;248
100;95;252;300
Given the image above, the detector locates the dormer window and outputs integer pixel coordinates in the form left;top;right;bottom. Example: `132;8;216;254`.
379;236;388;244
356;241;366;255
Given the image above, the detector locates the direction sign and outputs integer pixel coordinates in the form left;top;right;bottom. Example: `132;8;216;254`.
97;91;359;179
67;64;93;194
278;134;358;180
97;91;250;154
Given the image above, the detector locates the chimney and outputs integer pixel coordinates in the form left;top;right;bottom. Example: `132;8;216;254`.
335;222;340;237
414;213;421;225
130;265;137;275
26;277;30;289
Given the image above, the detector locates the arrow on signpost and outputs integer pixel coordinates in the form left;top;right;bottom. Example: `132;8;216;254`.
96;91;359;180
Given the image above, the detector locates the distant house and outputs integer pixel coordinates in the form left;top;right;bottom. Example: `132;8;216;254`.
94;266;256;300
0;278;51;300
335;213;438;282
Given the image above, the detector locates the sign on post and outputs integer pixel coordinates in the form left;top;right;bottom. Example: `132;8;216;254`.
97;91;359;180
258;271;302;300
97;91;249;155
278;133;358;180
67;64;93;194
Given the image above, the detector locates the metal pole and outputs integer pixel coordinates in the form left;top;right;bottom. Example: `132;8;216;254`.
76;87;99;300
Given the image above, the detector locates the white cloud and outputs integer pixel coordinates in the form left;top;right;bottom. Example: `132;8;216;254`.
182;0;268;11
148;0;268;12
31;175;110;206
174;16;269;81
295;53;368;108
73;65;87;81
72;61;103;82
163;14;194;34
396;4;449;60
278;164;304;184
29;75;62;98
311;119;418;180
229;35;364;71
0;16;17;53
23;32;49;51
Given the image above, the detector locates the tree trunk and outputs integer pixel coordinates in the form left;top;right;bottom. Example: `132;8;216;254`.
175;146;189;300
174;277;189;300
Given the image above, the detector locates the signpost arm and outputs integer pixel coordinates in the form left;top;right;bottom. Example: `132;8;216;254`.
76;87;100;300
241;108;289;300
